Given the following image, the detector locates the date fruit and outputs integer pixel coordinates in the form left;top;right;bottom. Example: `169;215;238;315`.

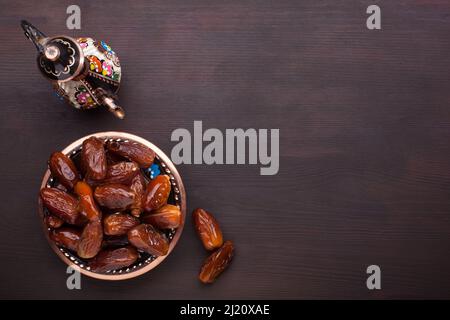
45;215;64;229
77;220;103;259
142;204;181;229
199;241;234;284
50;228;82;252
102;161;139;185
49;152;79;190
130;173;146;217
193;208;223;251
127;224;169;256
90;246;139;273
103;213;140;236
143;175;171;212
106;140;155;168
74;181;102;222
40;188;81;225
82;137;107;181
94;184;135;211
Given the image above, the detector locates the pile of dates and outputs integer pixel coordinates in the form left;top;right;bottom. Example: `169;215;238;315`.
40;137;181;273
193;208;234;283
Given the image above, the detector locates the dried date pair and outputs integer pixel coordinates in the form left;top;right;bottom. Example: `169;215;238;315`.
193;208;234;284
40;181;103;226
82;137;155;180
130;174;173;222
81;137;146;180
49;221;103;260
50;226;138;272
85;161;140;187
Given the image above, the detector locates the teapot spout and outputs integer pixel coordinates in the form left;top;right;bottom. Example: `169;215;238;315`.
94;88;125;119
103;97;126;119
21;20;47;53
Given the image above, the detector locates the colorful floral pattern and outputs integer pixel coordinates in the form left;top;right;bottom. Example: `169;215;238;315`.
75;86;96;108
88;55;102;73
101;41;114;54
99;40;120;67
102;61;113;77
78;38;89;49
88;55;116;79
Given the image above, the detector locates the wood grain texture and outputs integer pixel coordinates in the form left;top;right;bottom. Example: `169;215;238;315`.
1;0;450;299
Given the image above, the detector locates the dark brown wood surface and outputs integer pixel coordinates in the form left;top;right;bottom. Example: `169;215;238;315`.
1;0;450;299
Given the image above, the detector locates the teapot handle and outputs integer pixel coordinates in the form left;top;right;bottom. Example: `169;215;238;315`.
21;20;47;53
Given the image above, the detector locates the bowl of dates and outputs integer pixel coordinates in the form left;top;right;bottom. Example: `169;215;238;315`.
38;132;186;280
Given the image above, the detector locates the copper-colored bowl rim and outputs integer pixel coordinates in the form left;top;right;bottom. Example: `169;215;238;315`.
38;131;186;280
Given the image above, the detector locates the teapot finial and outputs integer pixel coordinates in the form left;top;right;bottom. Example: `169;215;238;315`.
44;45;60;61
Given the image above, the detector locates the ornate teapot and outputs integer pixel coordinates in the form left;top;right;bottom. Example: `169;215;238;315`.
21;20;125;119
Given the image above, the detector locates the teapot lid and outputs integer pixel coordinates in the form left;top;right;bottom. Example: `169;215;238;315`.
38;36;84;82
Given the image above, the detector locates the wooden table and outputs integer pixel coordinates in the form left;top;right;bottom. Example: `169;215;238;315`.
0;0;449;299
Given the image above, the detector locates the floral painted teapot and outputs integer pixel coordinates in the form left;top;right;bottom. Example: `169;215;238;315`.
21;20;125;119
